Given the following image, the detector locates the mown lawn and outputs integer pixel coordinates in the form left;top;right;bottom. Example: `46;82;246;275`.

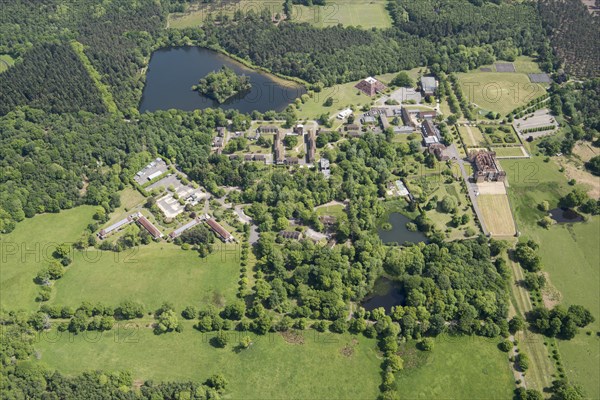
51;242;241;311
457;57;547;116
315;204;346;218
293;0;392;29
0;206;97;311
104;187;145;226
168;0;278;29
492;146;527;158
502;157;600;398
34;323;382;399
0;54;15;73
395;335;514;399
296;80;372;121
478;194;517;237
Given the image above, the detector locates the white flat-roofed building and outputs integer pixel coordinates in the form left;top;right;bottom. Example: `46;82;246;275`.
337;108;353;120
169;217;204;239
98;215;135;239
147;171;162;181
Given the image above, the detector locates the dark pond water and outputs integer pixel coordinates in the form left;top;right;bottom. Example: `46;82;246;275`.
548;208;584;223
361;277;405;313
139;47;306;113
378;213;428;245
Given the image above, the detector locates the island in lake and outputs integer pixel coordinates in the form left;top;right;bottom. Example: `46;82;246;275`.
192;65;252;103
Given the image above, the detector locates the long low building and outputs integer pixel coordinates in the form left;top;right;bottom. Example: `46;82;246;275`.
98;215;135;239
137;215;163;239
205;217;234;242
169;217;204;239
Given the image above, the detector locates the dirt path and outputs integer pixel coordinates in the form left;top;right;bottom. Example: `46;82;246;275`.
508;257;555;391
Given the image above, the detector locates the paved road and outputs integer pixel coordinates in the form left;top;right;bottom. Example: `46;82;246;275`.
447;144;489;236
234;205;259;244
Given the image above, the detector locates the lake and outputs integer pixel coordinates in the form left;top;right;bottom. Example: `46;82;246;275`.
378;213;428;245
139;47;306;113
549;208;585;223
361;277;405;313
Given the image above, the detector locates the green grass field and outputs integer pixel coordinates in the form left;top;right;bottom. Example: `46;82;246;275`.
492;146;527;158
478;194;517;237
169;0;392;30
50;242;241;311
315;204;346;218
104;188;145;226
531;220;600;399
502;157;600;398
457;57;547;116
297;80;372;121
513;57;546;74
458;125;485;147
501;157;573;226
35;323;382;399
0;54;15;73
0;206;97;311
396;335;514;399
168;0;274;29
293;0;392;29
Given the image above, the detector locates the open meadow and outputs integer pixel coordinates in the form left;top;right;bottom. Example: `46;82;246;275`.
168;0;284;29
50;242;241;311
457;57;547;116
395;335;514;399
292;0;392;29
168;0;392;30
503;157;600;398
0;206;96;311
0;192;241;313
315;203;346;218
104;187;145;226
34;323;382;399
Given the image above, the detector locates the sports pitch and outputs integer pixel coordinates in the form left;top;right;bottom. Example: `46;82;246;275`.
477;194;517;236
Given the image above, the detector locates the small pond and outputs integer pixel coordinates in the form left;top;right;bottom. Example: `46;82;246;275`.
139;47;306;113
361;277;405;313
378;213;428;245
548;208;584;223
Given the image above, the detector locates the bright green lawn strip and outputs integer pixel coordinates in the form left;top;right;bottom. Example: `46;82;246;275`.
492;146;526;158
0;54;15;73
315;204;345;218
50;242;240;311
34;323;382;399
396;335;514;399
0;206;96;311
